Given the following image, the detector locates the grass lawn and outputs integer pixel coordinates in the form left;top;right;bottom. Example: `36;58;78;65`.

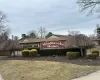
0;60;99;80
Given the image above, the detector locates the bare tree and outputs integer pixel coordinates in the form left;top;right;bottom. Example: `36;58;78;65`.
89;34;97;39
21;34;27;38
0;11;10;41
0;11;7;24
20;27;47;39
13;36;19;40
38;27;47;38
0;31;9;40
27;30;37;38
77;0;100;15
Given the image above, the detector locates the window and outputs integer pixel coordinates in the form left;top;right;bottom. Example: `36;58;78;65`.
32;44;38;47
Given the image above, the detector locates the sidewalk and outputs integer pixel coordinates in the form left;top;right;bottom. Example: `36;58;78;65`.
0;74;3;80
73;71;100;80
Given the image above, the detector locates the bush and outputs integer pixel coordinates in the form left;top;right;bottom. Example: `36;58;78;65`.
92;50;99;57
39;49;67;56
29;49;37;57
66;52;80;59
22;50;29;57
87;53;98;59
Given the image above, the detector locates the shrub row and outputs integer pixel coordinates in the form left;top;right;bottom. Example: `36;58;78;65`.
86;50;99;59
22;49;38;57
92;50;99;56
66;50;99;59
21;49;99;59
66;52;80;59
22;50;29;57
30;49;37;57
39;49;67;56
86;53;98;59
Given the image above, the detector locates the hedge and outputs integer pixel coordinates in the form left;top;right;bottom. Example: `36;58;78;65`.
66;52;80;59
39;49;67;56
92;50;99;57
29;49;38;57
21;50;29;57
87;53;98;59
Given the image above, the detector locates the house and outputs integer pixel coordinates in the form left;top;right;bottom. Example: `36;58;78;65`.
19;34;94;56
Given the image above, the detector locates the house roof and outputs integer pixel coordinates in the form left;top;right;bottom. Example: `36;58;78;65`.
19;34;94;48
19;37;70;43
91;39;100;41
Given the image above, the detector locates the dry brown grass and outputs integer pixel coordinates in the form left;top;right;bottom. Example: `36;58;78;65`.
0;60;99;80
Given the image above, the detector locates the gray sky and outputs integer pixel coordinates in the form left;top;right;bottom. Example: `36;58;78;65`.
0;0;99;37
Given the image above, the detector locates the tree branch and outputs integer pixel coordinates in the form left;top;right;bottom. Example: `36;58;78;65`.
77;0;100;15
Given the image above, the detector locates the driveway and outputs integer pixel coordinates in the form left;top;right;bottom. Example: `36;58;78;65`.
73;70;100;80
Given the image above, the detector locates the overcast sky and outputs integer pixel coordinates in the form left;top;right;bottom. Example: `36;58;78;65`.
0;0;99;37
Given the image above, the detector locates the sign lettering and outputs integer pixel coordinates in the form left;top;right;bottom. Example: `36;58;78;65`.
40;41;66;49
